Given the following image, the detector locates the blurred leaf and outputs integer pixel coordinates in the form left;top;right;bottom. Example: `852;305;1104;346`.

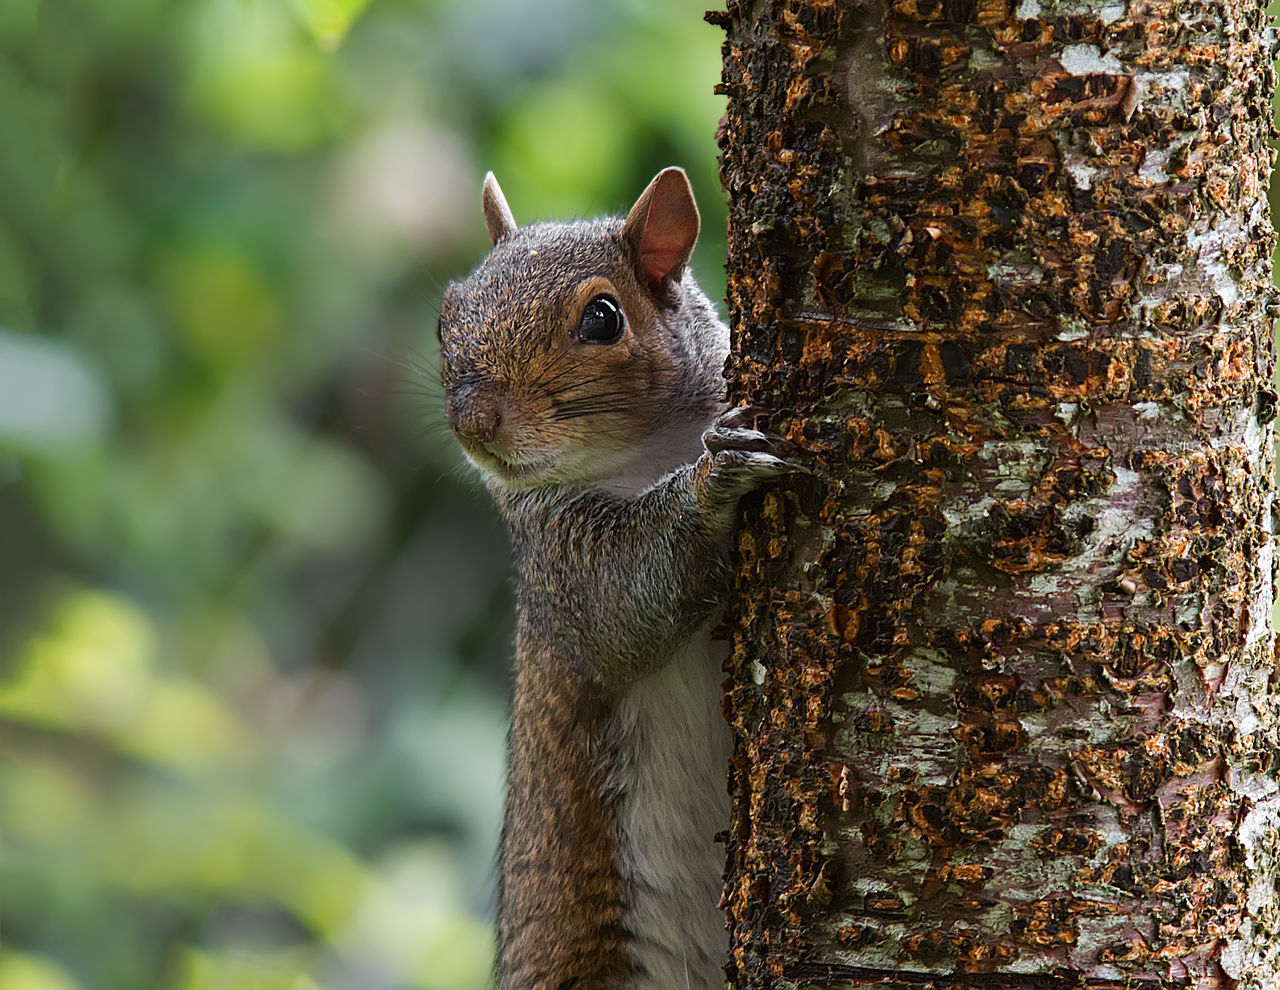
116;678;253;772
0;0;41;39
172;949;316;990
97;790;371;937
161;246;282;368
183;0;342;150
0;227;36;328
245;438;388;552
0;590;251;770
340;844;494;990
0;953;84;990
0;328;109;451
0;590;155;732
290;0;373;51
1;757;95;848
493;84;632;216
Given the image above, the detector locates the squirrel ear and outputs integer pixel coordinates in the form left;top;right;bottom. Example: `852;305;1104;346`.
482;172;517;246
623;166;700;291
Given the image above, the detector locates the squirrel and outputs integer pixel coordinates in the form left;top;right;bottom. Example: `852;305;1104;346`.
437;166;785;989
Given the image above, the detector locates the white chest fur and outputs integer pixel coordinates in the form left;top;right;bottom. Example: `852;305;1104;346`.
605;622;732;989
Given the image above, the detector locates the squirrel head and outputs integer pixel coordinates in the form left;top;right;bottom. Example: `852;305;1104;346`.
439;167;726;490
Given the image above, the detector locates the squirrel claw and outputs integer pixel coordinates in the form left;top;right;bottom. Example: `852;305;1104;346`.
703;424;775;455
698;410;795;513
699;449;788;506
718;404;768;429
707;429;801;459
703;408;798;458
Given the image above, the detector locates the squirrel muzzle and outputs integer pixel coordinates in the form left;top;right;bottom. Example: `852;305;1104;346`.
446;383;505;446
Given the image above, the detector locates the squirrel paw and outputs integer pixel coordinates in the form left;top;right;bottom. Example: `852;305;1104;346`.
696;408;791;514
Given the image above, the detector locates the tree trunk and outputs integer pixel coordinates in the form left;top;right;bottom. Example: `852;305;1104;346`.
711;0;1280;987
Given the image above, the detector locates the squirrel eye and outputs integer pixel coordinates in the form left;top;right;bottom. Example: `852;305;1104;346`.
577;295;624;344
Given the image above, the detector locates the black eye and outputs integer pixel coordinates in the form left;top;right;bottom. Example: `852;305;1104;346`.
577;295;624;344
436;316;444;343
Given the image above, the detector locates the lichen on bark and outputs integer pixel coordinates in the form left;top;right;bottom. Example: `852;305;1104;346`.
712;0;1280;987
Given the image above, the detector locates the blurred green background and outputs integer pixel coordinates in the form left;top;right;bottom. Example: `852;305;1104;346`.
0;1;726;987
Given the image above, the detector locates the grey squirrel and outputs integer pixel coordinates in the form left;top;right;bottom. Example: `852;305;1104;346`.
438;167;786;989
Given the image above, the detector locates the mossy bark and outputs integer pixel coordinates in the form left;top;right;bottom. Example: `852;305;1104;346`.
712;0;1280;986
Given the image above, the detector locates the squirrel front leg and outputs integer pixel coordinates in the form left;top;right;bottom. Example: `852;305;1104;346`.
498;410;787;687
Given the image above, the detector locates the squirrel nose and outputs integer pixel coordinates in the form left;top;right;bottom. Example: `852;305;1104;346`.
447;388;504;444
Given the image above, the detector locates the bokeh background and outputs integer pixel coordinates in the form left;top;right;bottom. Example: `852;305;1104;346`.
0;1;727;988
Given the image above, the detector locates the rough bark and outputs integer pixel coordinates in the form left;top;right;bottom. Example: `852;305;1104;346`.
712;0;1280;987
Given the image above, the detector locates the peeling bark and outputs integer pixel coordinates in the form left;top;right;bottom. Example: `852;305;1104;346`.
712;0;1280;987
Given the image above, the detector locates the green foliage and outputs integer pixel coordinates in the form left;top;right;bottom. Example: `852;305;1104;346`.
0;0;725;986
292;0;376;50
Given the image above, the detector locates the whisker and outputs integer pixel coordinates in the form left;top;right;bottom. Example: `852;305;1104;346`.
407;422;456;443
420;269;447;295
387;382;446;400
403;343;442;380
548;382;718;419
544;379;703;402
357;345;435;380
528;359;590;393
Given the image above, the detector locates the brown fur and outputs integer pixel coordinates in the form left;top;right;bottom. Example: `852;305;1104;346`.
499;656;633;988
